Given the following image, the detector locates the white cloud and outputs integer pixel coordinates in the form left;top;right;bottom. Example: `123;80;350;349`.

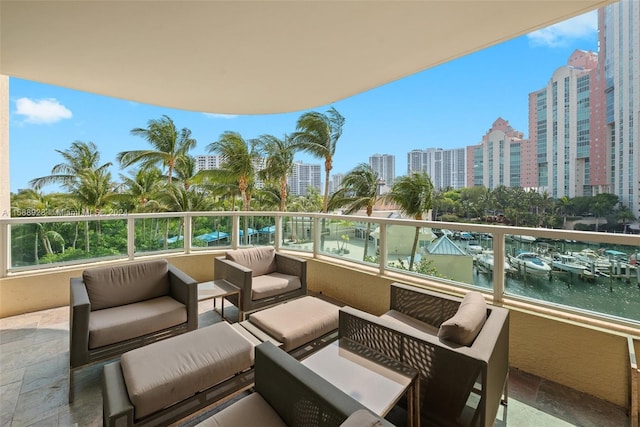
203;113;238;119
14;97;73;124
527;11;597;48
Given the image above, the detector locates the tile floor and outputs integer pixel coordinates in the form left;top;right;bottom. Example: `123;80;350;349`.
0;300;630;427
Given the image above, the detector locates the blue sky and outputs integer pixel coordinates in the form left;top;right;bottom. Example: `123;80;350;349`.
8;11;599;193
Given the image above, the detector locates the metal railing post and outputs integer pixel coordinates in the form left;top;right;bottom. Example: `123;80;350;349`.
183;213;192;254
0;220;8;277
232;214;240;249
275;214;282;251
493;231;506;303
127;216;135;260
629;336;638;427
378;222;387;275
312;216;320;257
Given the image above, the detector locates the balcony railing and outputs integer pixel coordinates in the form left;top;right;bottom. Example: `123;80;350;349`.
1;211;639;325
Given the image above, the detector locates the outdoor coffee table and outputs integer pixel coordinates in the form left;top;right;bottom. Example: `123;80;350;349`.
302;337;420;427
198;279;240;322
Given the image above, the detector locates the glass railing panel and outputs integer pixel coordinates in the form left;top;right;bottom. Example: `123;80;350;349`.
191;215;232;249
467;232;497;292
10;218;127;268
318;219;378;265
504;237;640;322
134;216;184;254
281;215;313;252
239;215;276;247
385;225;493;290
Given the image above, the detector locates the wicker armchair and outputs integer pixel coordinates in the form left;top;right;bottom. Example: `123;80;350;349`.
196;341;394;427
339;282;509;427
214;246;307;320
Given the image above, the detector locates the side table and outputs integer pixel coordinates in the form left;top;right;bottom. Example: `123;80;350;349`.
198;280;240;322
302;337;420;426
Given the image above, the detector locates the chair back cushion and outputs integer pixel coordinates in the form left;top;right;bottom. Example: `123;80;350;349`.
437;291;487;346
83;260;171;310
226;246;277;277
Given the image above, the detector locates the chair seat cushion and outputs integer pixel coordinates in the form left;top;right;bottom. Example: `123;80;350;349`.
249;297;339;351
251;272;301;300
381;310;439;336
437;291;487;346
88;296;186;349
196;392;287;427
121;322;255;419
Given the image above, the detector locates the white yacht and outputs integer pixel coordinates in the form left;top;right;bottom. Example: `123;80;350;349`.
552;254;588;275
509;252;552;277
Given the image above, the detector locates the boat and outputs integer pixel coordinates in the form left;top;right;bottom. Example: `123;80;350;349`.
569;249;611;271
603;249;638;275
508;252;551;277
466;241;484;255
508;234;536;244
551;254;588;275
477;253;516;274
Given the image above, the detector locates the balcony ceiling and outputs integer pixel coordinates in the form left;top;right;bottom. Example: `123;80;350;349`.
0;0;615;115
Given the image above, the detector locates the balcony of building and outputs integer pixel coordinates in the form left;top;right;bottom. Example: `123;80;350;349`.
0;212;638;426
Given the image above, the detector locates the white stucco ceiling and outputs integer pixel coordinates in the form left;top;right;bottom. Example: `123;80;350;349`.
0;0;616;114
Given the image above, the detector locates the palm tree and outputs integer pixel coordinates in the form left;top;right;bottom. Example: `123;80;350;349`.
205;131;260;212
329;163;380;260
385;172;434;269
73;167;118;248
117;167;164;212
257;134;296;211
555;196;572;227
616;205;636;233
173;155;197;190
118;115;196;185
11;189;65;262
29;141;113;253
30;141;111;191
292;107;345;213
161;184;215;247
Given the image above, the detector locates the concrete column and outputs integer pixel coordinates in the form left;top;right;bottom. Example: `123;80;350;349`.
0;75;9;218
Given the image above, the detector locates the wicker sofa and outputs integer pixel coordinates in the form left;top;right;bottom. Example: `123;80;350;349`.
196;341;394;427
69;259;197;402
339;282;509;427
214;246;307;320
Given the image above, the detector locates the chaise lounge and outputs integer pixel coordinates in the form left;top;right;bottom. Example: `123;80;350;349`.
339;282;509;427
69;259;197;402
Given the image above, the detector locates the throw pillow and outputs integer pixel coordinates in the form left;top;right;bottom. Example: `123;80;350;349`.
437;291;487;346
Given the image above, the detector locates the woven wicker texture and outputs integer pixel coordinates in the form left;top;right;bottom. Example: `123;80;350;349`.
340;283;495;426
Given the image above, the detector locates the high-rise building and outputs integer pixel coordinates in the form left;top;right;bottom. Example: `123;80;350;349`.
195;155;224;172
529;50;601;199
466;118;534;190
194;155;266;188
407;149;426;175
409;148;466;190
329;173;345;194
369;154;395;186
288;161;322;196
601;0;640;215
